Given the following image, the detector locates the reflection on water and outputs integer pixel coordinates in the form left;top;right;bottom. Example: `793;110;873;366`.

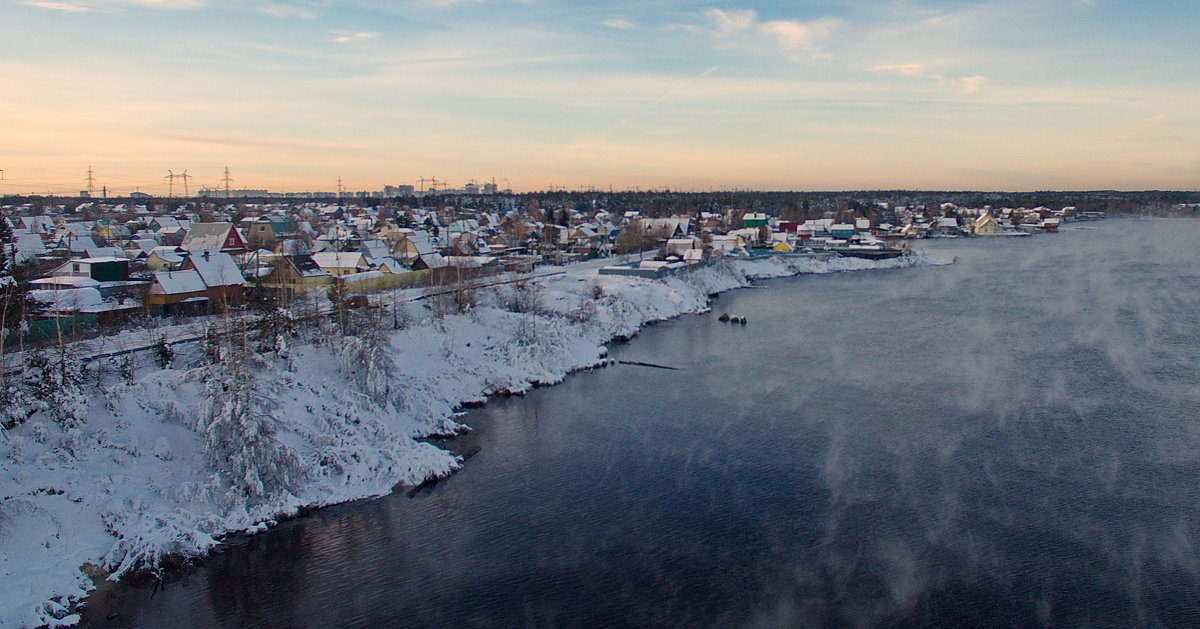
84;220;1200;628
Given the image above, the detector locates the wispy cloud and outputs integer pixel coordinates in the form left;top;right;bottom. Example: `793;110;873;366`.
330;30;378;43
695;9;842;60
874;62;987;94
255;2;317;19
21;1;95;12
602;18;634;30
121;0;205;7
23;0;204;10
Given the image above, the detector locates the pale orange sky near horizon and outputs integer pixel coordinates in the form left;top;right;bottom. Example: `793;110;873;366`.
2;0;1197;195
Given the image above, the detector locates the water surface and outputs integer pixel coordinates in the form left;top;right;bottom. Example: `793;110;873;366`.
84;219;1200;628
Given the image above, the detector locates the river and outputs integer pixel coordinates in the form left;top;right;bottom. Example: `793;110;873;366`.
82;219;1200;628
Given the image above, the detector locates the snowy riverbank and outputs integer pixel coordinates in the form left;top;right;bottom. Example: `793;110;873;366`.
0;253;944;628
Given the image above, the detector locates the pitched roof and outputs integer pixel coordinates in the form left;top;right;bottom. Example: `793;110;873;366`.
150;269;207;295
311;252;367;270
282;254;328;278
184;251;245;288
180;222;238;251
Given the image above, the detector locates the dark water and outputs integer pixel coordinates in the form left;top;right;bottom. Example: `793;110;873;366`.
84;219;1200;628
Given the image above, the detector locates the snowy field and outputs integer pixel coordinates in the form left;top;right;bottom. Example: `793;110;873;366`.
0;253;944;628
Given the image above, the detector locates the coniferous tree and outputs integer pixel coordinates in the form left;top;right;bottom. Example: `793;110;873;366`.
196;322;304;499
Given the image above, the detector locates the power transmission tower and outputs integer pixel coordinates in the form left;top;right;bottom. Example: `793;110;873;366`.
179;170;191;197
165;170;176;197
221;166;233;199
85;166;96;196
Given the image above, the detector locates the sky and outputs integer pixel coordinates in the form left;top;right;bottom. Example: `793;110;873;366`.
1;0;1198;195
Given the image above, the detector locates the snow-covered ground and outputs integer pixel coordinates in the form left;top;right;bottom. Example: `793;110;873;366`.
0;253;946;628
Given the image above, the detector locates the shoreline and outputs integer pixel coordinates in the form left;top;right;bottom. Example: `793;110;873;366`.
1;252;947;628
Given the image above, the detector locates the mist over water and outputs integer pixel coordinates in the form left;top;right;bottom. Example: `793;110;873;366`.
85;219;1200;628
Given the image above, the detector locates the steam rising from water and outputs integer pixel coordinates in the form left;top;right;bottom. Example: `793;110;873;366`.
753;220;1200;627
87;220;1200;628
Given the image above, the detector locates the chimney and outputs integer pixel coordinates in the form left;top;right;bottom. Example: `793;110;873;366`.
203;250;210;261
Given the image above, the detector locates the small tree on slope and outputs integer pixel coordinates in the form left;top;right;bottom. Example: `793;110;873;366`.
196;324;304;500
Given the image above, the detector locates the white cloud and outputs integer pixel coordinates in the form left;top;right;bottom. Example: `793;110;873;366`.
22;1;95;11
23;0;204;9
118;0;205;8
759;17;840;51
697;9;841;59
873;62;930;77
703;8;757;35
330;30;379;43
256;3;317;19
602;18;634;30
874;62;987;94
957;75;988;93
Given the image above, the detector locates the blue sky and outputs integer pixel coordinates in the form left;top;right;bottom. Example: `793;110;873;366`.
1;0;1197;194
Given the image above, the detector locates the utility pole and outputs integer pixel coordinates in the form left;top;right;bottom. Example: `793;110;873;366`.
221;166;233;199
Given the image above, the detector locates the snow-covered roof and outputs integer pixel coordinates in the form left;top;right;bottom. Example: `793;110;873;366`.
64;235;98;252
150;269;207;295
20;216;55;233
148;246;185;263
375;257;409;274
10;230;46;262
185;251;245;288
27;287;105;311
359;239;390;262
153;216;181;230
418;252;447;269
85;248;128;259
29;276;101;288
311;252;367;270
131;238;159;254
180;222;236;252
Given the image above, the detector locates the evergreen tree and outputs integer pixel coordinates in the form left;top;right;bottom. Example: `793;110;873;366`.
251;304;298;354
196;328;304;499
25;347;87;430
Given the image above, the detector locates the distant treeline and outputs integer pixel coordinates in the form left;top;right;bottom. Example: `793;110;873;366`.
5;190;1199;220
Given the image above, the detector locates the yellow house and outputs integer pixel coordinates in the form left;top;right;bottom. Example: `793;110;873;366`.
311;252;369;277
261;254;333;291
973;213;1000;234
